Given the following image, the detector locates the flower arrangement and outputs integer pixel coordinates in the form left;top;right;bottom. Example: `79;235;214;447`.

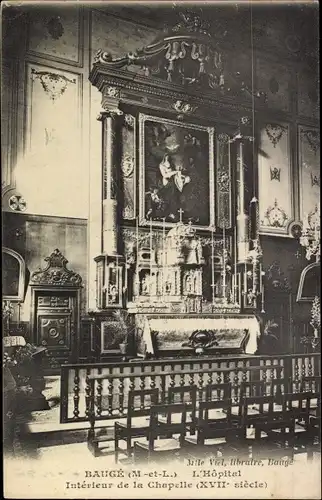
310;296;320;337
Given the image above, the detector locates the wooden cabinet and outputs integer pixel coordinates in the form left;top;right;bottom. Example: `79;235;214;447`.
30;249;82;364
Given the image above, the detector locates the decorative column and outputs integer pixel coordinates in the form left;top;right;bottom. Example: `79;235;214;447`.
92;87;125;313
236;139;249;263
100;111;121;255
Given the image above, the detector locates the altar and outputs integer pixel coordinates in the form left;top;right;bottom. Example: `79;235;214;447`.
87;8;267;361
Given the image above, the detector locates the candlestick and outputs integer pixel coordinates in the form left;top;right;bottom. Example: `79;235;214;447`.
234;225;237;303
211;226;215;304
222;225;226;301
150;217;153;295
136;216;139;264
162;218;166;296
124;255;128;290
244;262;247;300
116;256;119;304
261;283;265;313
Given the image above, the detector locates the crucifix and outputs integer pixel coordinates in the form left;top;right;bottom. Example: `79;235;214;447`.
294;249;302;260
178;208;184;223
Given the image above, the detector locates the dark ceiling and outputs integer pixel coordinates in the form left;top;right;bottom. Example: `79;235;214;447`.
101;2;319;63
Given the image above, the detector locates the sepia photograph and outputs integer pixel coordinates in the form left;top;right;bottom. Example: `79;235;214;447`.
2;0;320;498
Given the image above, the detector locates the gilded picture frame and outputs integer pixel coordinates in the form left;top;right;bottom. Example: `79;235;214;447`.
139;113;215;230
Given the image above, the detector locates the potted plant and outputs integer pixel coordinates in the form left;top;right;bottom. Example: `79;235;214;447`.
112;310;135;357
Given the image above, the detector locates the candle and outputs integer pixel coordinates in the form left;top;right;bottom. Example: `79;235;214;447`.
234;225;237;303
244;262;247;298
125;255;128;292
150;217;153;295
162;218;166;296
136;216;139;263
259;263;262;293
261;283;265;313
116;256;119;303
211;226;215;304
222;225;226;301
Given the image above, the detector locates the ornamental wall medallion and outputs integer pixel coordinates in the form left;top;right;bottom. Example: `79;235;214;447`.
172;100;197;115
124;114;135;128
263;199;288;228
307;205;320;230
104;86;120;99
217;133;230;144
9;195;26;212
31;69;76;102
270;166;281;182
121;153;134;178
46;16;64;40
265;124;287;147
311;172;320;187
301;129;320;155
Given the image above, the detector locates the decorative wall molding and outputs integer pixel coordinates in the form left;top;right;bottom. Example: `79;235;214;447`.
270;166;281;182
30;249;83;287
259;122;293;236
263;199;288;228
31;69;76;102
300;129;320;155
265;123;287;147
27;7;84;67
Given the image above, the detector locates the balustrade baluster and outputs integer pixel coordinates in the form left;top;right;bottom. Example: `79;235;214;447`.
73;368;80;419
198;363;204;402
189;363;195;397
96;368;103;418
207;362;213;393
140;367;146;409
308;356;313;378
179;372;185;393
294;357;300;393
87;379;95;442
119;368;125;416
107;368;114;417
128;374;135;413
161;373;166;403
301;357;307;379
270;365;275;395
262;364;267;395
233;367;239;403
150;366;156;390
85;367;92;419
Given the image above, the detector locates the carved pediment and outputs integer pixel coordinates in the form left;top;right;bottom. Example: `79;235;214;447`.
93;8;266;102
30;249;82;287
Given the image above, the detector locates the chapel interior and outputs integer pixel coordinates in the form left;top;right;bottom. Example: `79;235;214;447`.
2;2;321;468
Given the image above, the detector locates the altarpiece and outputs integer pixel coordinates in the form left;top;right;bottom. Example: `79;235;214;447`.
88;9;267;358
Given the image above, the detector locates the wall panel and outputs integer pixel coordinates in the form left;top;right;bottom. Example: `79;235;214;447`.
27;6;84;67
258;122;293;235
298;126;320;223
14;62;87;218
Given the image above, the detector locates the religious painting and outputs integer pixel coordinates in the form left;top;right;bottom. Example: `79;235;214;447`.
139;114;215;228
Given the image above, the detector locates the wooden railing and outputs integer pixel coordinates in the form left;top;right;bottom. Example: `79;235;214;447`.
60;353;320;424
